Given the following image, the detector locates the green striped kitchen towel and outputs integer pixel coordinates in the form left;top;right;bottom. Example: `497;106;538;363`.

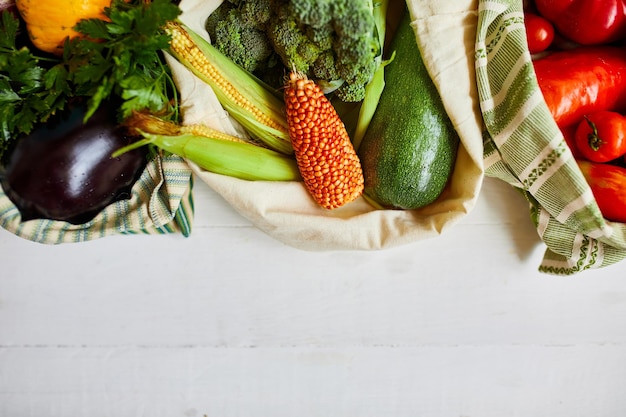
475;0;626;275
0;154;194;243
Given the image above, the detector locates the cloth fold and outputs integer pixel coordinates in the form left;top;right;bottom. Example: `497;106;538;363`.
475;0;626;274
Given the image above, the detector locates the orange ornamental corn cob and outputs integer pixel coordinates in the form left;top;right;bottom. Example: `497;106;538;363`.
284;71;364;209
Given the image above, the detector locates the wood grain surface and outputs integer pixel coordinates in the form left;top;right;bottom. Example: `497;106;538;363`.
1;177;625;417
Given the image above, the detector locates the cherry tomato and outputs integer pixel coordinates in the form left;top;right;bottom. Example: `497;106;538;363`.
574;111;626;163
524;12;555;54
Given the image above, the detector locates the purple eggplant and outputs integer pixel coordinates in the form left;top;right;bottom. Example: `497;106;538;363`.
1;102;148;224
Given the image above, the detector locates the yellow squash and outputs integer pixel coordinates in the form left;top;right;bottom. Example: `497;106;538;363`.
15;0;110;55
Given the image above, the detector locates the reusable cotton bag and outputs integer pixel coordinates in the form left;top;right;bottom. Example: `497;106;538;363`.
169;0;485;251
476;0;626;274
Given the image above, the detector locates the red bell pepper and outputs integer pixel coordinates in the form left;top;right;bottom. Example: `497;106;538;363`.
533;46;626;129
578;160;626;223
535;0;626;45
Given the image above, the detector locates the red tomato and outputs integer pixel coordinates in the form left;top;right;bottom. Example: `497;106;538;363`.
535;0;626;45
574;111;626;163
578;160;626;223
524;12;555;54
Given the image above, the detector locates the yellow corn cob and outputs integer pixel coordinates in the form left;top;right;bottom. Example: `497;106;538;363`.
124;111;249;144
165;21;293;155
116;112;301;182
284;71;364;209
179;124;248;144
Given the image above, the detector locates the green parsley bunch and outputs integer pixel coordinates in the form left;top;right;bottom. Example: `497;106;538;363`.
0;0;181;161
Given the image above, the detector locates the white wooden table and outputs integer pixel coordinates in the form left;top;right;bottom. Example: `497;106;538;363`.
1;176;625;417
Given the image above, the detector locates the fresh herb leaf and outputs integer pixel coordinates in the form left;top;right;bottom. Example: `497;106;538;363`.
70;0;182;120
0;12;64;158
0;10;18;51
76;17;110;40
0;0;182;161
0;79;20;104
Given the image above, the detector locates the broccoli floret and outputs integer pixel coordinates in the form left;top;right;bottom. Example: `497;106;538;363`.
296;39;322;65
335;80;366;103
213;8;275;72
266;11;314;72
311;50;340;80
305;22;334;51
329;0;380;95
334;36;377;84
205;1;233;41
238;0;273;30
206;0;278;73
289;0;333;28
332;3;375;41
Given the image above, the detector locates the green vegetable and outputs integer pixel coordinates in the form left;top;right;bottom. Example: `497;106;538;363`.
358;9;459;210
0;0;181;162
351;0;391;150
206;0;384;102
166;20;292;155
115;112;300;182
130;132;300;182
205;0;276;73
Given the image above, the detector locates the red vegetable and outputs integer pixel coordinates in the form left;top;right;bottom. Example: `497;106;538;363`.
578;160;626;223
533;46;626;129
574;111;626;162
561;124;584;159
524;12;555;53
535;0;626;45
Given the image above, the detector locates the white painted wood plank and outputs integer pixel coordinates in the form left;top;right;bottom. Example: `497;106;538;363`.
0;215;624;348
1;345;626;417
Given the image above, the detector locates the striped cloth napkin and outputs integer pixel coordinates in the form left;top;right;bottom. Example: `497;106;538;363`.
0;154;194;244
475;0;626;274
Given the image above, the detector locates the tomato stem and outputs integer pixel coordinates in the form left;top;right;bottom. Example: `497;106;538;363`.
585;115;605;151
